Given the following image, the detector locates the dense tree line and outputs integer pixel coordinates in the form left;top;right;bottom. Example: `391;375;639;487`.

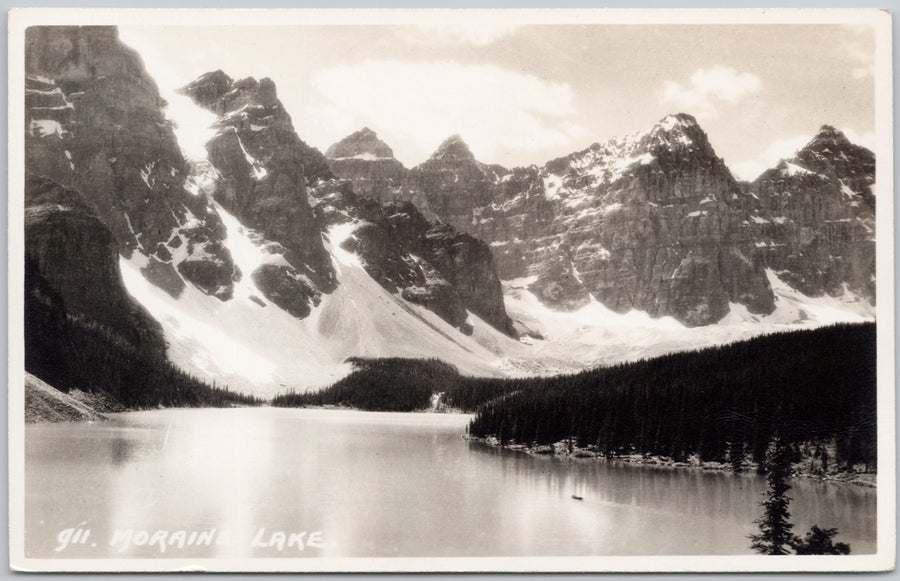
272;357;525;412
273;358;459;411
468;323;876;471
273;325;875;473
25;256;260;408
442;377;525;411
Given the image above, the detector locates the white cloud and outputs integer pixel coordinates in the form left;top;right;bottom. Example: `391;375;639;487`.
410;22;521;47
661;66;762;118
302;60;588;166
845;33;875;80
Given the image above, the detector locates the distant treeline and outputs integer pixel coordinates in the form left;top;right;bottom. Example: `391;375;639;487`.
271;357;526;412
25;256;261;408
469;323;876;471
274;323;875;472
272;357;466;411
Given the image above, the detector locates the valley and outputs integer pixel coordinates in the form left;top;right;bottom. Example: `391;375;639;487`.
23;26;875;399
16;20;885;567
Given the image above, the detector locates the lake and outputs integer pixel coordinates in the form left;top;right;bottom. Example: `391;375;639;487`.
24;407;876;558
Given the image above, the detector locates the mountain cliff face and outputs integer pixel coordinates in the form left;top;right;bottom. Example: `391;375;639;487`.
25;26;238;302
178;70;337;317
527;114;775;326
24;174;165;355
310;181;515;335
179;71;513;333
329;115;776;326
24;28;519;394
327;114;874;327
325;127;423;213
22;25;875;395
744;126;876;302
407;135;509;222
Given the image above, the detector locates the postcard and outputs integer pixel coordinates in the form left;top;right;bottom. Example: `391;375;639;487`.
8;7;894;572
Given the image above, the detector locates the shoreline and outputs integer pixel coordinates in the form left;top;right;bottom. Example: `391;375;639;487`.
466;435;877;488
25;373;112;424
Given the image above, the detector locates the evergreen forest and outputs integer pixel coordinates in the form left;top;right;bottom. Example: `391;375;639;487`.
276;323;876;472
24;255;261;408
468;323;876;471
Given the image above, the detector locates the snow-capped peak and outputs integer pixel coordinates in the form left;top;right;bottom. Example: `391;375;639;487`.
642;113;711;153
771;124;876;183
657;112;700;132
540;113;716;194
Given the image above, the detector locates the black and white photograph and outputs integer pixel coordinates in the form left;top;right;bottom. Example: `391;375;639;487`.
8;7;894;572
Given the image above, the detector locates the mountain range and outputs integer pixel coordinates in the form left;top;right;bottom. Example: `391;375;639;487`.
23;26;876;396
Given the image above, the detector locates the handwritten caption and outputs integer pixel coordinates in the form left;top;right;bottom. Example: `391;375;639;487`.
55;525;328;553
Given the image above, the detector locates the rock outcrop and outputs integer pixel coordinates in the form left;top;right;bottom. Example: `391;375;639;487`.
745;126;876;301
326;115;874;326
179;71;337;317
332;116;775;326
180;70;515;334
25;372;108;423
309;181;515;336
24;174;166;355
533;114;775;325
325;127;416;207
25;26;238;301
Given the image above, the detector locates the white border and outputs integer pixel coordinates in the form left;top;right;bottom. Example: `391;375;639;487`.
7;7;895;573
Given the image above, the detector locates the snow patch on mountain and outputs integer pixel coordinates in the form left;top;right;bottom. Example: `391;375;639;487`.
163;92;218;162
319;221;521;370
498;267;874;375
119;213;522;396
330;153;393;161
29;119;66;138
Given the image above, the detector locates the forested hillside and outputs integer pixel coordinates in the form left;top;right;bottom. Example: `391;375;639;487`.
271;357;525;411
25;256;260;408
468;323;876;471
272;358;458;411
275;324;875;473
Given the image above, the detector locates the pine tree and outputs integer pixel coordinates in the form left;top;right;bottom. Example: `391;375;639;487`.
791;526;851;555
749;437;795;555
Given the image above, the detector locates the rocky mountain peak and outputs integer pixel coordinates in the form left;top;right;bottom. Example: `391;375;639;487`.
429;134;476;164
326;127;396;160
178;69;233;110
542;113;721;190
181;70;338;313
179;73;279;116
24;26;145;93
254;77;279;107
25;25;240;303
657;112;700;130
797;125;868;159
808;124;853;147
640;112;715;157
747;122;876;303
783;125;875;186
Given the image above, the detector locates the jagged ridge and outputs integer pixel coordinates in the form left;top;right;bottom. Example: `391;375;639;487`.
326;114;875;326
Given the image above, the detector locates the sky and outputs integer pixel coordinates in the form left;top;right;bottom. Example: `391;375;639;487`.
119;21;877;181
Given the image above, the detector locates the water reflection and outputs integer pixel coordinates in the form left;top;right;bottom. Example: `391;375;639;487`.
110;434;135;465
25;408;876;559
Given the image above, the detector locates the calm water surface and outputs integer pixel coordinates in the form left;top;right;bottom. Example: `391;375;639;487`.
25;407;876;558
